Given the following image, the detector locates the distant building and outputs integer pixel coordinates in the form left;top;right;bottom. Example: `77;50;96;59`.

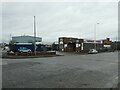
52;41;59;51
11;35;42;43
111;41;120;50
102;38;112;47
83;39;103;52
41;42;53;51
101;38;113;51
0;43;6;48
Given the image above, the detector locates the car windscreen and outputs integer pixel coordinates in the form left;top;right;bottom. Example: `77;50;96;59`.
19;47;27;50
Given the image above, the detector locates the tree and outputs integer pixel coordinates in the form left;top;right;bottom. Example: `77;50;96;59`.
9;40;16;44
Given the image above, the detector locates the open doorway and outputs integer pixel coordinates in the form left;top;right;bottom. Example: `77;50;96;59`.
67;42;76;52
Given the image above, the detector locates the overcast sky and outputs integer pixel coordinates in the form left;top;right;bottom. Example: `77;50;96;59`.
2;1;118;43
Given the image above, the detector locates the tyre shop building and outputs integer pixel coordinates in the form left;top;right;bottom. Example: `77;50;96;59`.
58;37;84;52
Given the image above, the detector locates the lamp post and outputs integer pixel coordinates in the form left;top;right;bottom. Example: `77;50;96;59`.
94;23;99;50
34;16;36;56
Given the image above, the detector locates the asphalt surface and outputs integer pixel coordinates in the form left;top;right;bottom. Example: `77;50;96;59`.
2;51;118;88
0;48;2;90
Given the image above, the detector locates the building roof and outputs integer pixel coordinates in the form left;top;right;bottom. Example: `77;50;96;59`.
12;35;42;43
12;35;41;38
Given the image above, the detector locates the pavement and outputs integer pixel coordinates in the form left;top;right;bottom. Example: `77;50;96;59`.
2;50;119;88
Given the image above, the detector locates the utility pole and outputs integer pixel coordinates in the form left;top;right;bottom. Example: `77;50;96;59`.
34;16;36;56
94;23;99;50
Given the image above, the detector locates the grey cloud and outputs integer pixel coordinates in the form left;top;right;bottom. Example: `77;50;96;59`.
2;2;118;43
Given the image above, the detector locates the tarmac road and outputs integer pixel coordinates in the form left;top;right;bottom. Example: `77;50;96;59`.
0;48;2;89
2;51;118;88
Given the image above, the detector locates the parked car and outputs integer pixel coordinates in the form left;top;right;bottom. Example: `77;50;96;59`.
18;47;32;53
88;49;98;54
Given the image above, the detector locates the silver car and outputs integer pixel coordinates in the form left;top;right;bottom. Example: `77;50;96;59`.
88;49;98;54
18;47;32;53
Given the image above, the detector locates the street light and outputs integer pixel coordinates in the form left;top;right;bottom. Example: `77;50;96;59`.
94;23;99;50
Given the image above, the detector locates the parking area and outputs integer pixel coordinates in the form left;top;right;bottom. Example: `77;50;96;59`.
2;51;118;88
